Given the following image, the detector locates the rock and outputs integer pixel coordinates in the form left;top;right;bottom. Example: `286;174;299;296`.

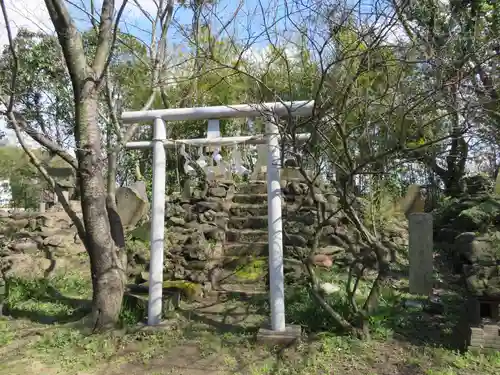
196;201;221;212
209;187;227;198
205;228;225;242
1;218;29;232
464;174;492;195
116;181;149;228
185;231;206;247
165;202;186;218
184;245;207;261
8;238;39;253
285;234;308;247
43;234;67;247
226;185;236;201
186;270;207;283
319;282;341;294
433;185;500;298
455;206;493;232
185;261;209;271
313;193;327;203
311;254;333;268
317;246;344;255
1;254;53;280
168;217;186;226
455;232;496;265
437;228;461;243
465;265;500;298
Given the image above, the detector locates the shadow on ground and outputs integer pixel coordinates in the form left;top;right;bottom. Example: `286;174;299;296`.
2;282;91;325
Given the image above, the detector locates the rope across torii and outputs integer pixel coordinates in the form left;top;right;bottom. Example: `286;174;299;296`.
122;100;314;332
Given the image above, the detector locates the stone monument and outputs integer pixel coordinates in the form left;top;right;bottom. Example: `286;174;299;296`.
408;212;434;295
115;180;149;229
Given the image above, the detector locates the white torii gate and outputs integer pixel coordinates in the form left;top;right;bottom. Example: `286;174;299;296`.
122;101;314;331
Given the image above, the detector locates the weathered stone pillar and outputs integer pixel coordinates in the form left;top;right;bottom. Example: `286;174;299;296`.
182;178;192;200
250;144;268;181
408;213;434;295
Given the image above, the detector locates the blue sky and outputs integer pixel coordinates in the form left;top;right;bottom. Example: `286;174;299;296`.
68;0;286;53
0;0;394;147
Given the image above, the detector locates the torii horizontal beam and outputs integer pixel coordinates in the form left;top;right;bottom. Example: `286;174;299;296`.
124;133;312;149
121;100;314;123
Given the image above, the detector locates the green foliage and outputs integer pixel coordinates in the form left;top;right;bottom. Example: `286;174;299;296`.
0;146;72;209
119;293;147;326
363;180;406;232
0;147;42;208
0;30;73;145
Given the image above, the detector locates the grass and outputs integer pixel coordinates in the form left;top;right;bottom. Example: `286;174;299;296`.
1;317;498;375
0;272;500;375
2;273;92;325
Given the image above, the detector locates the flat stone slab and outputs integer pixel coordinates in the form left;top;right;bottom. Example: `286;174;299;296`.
256;324;302;346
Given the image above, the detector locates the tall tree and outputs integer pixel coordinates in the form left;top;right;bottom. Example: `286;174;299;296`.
0;0;174;330
393;0;499;194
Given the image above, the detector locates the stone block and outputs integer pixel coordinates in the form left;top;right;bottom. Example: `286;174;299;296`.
483;324;500;335
408;213;434;295
116;181;149;228
256;324;302;346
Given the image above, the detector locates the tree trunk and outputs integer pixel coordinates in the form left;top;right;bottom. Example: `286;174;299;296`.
77;95;126;331
424;134;467;198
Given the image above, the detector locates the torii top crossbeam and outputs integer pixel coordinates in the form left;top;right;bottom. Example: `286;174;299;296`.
121;100;314;123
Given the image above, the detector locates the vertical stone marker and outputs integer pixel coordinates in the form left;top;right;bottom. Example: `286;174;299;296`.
408;212;434;295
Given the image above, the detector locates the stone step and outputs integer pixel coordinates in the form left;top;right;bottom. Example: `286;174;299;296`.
228;211;317;230
218;255;262;270
226;229;309;247
229;202;323;218
227;229;268;243
216;268;267;285
236;181;267;195
209;284;267;299
232;193;268;205
228;216;268;230
231;194;321;207
223;242;268;256
218;256;306;272
229;203;268;217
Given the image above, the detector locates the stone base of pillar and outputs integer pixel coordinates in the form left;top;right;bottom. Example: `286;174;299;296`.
256;324;302;346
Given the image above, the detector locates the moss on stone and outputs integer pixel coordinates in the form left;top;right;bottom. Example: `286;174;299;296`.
234;257;267;281
137;273;202;301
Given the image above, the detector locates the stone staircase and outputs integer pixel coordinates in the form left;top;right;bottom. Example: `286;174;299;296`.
211;181;271;296
211;179;314;297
